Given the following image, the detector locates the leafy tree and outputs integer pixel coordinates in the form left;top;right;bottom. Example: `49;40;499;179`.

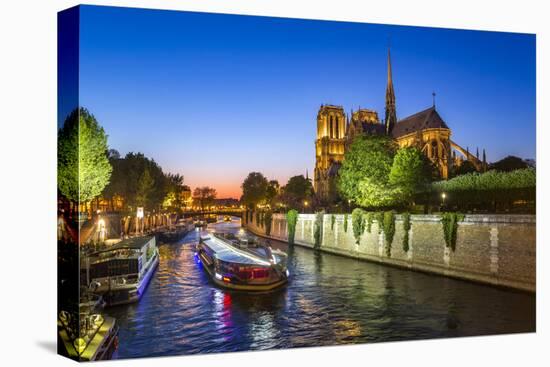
58;108;112;206
266;180;280;206
163;173;185;212
193;186;217;211
389;146;432;204
490;155;529;172
453;160;477;177
136;168;154;207
280;175;313;210
241;172;269;209
338;136;398;208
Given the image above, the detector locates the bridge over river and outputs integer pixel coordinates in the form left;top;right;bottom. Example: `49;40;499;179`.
105;219;535;359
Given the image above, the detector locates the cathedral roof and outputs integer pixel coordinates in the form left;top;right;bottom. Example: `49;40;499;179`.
360;122;386;135
391;106;449;138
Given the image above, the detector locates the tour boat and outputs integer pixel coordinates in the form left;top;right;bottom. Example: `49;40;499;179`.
197;232;289;291
85;236;159;306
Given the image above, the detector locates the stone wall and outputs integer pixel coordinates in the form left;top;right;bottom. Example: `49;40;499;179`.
245;212;536;292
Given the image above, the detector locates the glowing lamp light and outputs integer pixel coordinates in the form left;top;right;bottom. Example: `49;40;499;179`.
286;269;290;277
222;276;231;282
441;193;447;200
215;273;222;280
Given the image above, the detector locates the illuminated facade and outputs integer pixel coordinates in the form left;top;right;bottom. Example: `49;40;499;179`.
314;49;484;203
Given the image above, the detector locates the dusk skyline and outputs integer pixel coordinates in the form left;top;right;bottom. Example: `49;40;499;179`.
76;5;536;198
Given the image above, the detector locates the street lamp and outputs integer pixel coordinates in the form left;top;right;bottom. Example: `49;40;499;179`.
441;192;447;210
303;200;309;213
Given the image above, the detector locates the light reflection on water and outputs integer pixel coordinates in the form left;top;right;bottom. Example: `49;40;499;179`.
106;220;535;359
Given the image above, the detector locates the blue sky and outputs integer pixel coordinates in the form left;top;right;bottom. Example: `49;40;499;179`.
75;5;536;198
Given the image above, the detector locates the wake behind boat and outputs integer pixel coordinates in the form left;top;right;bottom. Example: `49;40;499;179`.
197;232;289;291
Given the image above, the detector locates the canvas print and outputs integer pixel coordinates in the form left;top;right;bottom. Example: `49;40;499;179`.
57;5;536;362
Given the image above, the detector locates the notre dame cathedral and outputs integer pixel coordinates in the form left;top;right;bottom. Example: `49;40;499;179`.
314;49;486;203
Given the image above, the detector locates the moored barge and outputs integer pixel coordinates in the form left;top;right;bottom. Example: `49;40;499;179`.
85;236;159;306
197;232;288;291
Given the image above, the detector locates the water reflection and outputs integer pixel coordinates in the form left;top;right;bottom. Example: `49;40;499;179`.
106;219;535;359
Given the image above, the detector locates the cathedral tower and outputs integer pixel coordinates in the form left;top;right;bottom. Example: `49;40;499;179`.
385;48;397;135
314;105;346;203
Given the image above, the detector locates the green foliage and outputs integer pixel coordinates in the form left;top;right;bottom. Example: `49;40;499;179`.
281;175;313;210
266;180;280;206
313;211;324;249
286;209;299;245
453;160;477;177
241;172;269;209
441;212;465;251
331;214;336;231
58;108;112;204
264;211;273;235
389;147;432;204
338;136;398;208
352;208;365;245
429;169;536;211
343;214;349;233
432;168;535;192
375;212;384;234
402;212;411;252
365;212;374;233
136;168;154;207
103;151;174;212
383;211;396;257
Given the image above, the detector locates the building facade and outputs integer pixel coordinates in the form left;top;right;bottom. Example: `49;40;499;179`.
314;49;484;204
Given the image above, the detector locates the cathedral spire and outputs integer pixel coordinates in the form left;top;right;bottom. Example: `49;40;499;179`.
385;47;397;135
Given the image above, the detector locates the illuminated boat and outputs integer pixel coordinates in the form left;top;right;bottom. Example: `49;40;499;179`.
197;232;289;291
85;236;159;306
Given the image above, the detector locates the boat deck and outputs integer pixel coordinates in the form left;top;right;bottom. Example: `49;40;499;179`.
200;234;271;266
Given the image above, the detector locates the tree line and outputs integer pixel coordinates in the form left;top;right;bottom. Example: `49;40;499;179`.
240;172;313;211
58;107;187;215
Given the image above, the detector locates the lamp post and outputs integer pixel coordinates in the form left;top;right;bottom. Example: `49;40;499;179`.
304;200;309;213
441;192;447;211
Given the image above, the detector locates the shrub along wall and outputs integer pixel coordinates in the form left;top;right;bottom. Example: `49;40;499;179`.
246;212;535;292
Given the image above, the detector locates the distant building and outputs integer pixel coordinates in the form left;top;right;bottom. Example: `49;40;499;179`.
314;49;485;204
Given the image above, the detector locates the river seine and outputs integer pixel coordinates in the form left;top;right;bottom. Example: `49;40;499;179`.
106;219;535;359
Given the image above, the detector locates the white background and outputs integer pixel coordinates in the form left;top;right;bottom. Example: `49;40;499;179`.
0;0;547;366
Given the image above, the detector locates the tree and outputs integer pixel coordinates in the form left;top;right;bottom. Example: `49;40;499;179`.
338;135;397;208
490;155;529;172
58;108;112;207
136;168;154;207
280;175;313;210
163;173;185;212
389;146;432;204
266;180;280;206
241;172;269;209
453;160;477;177
193;186;217;211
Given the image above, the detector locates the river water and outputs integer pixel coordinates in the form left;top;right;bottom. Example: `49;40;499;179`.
106;219;535;359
